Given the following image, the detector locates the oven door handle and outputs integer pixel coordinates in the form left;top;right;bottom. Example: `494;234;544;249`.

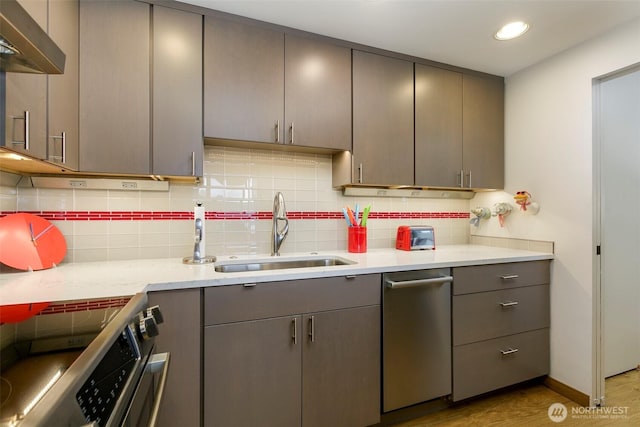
385;275;453;289
146;352;171;427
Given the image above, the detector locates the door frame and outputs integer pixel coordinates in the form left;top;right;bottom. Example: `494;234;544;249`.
592;62;640;407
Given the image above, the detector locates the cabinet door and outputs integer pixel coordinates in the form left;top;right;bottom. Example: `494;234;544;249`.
353;51;414;186
147;289;201;427
4;0;47;160
204;316;302;427
415;64;462;187
204;17;284;144
284;35;351;151
79;0;150;174
47;0;78;170
152;6;203;177
302;306;380;427
462;74;504;189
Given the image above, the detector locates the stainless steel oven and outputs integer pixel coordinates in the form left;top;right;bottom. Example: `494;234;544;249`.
1;293;169;427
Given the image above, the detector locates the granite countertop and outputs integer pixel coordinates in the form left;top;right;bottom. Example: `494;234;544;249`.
0;245;553;305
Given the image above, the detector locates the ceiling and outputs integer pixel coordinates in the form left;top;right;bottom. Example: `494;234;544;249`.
180;0;640;76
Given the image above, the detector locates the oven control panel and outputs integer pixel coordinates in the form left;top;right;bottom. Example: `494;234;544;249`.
75;328;137;426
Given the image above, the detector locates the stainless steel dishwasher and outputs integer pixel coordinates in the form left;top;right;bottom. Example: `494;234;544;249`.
382;268;453;412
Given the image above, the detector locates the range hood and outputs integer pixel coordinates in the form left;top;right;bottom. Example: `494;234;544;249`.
0;0;65;74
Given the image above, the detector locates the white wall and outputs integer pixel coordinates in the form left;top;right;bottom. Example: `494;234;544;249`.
473;17;640;399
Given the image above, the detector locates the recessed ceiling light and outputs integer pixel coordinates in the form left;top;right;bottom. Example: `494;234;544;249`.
494;21;529;41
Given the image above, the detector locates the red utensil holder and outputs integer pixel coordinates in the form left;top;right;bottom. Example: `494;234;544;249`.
348;226;367;253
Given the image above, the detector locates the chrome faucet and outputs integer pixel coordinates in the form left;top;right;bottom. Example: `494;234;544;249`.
272;192;289;256
193;217;204;262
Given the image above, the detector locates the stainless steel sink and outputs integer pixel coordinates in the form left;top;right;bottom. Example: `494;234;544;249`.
214;255;355;273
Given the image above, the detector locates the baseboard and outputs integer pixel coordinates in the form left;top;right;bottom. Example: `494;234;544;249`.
544;376;591;407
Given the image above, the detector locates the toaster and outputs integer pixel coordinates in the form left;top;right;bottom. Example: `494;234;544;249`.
396;225;435;251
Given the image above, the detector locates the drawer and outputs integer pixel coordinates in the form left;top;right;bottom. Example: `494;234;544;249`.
452;328;549;401
204;274;380;325
453;285;549;345
453;260;550;295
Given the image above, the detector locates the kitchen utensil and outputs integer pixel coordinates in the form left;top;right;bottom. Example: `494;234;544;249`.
0;213;67;270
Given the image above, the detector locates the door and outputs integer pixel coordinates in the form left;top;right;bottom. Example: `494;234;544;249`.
79;0;150;174
204;17;284;144
4;0;47;160
48;0;79;170
302;306;380;427
204;316;302;427
284;34;351;151
352;50;414;186
462;74;504;189
152;5;203;177
415;64;462;187
599;66;640;377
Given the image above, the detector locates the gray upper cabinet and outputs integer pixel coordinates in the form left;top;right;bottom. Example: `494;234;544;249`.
284;34;351;151
152;5;203;177
79;0;150;174
204;17;351;151
415;64;463;188
204;16;284;144
47;0;79;170
352;50;414;186
462;73;504;189
4;0;47;160
415;65;504;190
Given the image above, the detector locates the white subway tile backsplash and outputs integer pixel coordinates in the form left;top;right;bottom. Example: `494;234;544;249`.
2;145;476;262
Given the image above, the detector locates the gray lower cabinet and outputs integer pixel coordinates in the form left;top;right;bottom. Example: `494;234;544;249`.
351;50;414;186
205;316;302;427
452;261;551;401
147;289;202;427
203;275;381;427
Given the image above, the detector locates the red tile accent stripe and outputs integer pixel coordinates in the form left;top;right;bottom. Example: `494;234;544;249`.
1;210;470;220
38;297;131;315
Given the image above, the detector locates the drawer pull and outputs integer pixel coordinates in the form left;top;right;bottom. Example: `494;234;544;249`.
500;348;519;356
291;318;297;345
499;301;519;308
308;316;315;343
500;274;519;280
242;283;257;288
386;276;453;289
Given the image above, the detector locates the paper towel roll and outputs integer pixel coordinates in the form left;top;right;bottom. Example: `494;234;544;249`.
195;203;205;256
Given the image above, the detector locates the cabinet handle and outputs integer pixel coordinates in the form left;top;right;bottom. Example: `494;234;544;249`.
291;318;297;345
467;171;472;188
345;275;357;280
289;122;294;144
358;163;363;183
499;301;519;308
49;132;66;163
11;110;30;150
242;283;257;288
458;170;464;188
500;348;519;356
308;316;315;343
500;274;519;280
191;151;196;176
275;120;280;143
